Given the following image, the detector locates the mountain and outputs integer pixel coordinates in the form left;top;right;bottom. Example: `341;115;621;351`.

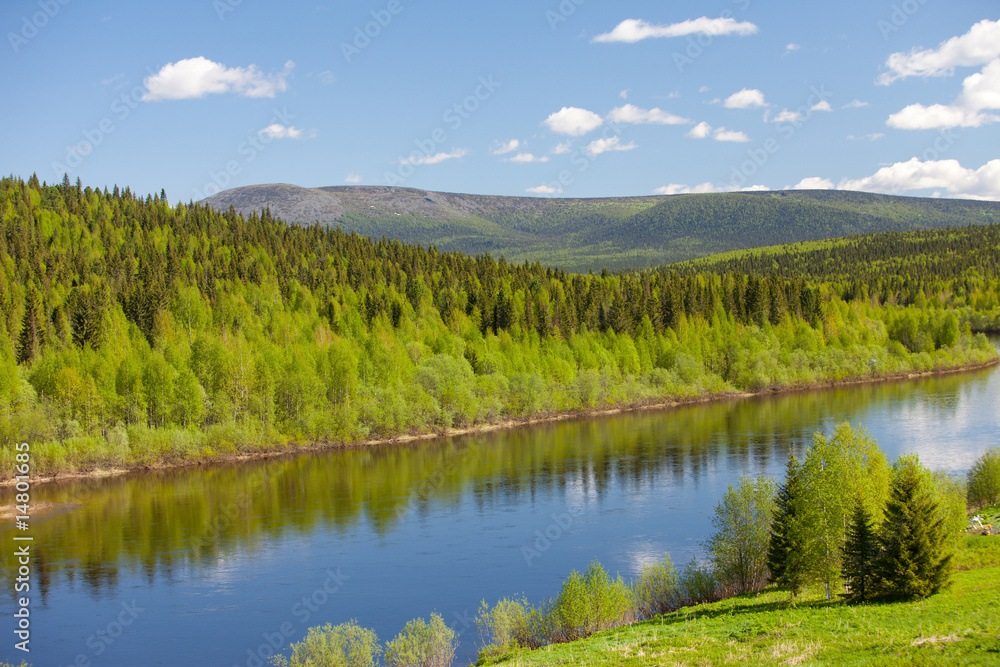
201;185;1000;273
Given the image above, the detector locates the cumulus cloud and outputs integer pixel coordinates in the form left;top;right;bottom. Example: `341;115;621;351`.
551;141;573;155
491;139;520;155
345;172;362;184
257;124;303;140
655;182;768;195
887;59;1000;129
527;184;562;194
811;100;833;112
543;107;604;136
686;121;713;139
143;57;293;101
585;136;637;156
877;19;1000;84
396;148;469;166
785;43;801;54
606;104;690;125
713;128;751;142
792;177;834;190
838;158;1000;200
724;88;767;109
772;110;802;123
593;17;758;43
505;152;550;163
686;121;749;142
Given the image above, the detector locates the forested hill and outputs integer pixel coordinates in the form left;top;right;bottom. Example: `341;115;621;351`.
0;175;997;478
202;184;1000;272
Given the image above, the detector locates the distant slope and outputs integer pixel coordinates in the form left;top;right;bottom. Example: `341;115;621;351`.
201;185;1000;273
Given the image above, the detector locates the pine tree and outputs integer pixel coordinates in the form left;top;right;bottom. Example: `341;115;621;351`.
767;453;806;596
875;456;952;599
843;499;879;602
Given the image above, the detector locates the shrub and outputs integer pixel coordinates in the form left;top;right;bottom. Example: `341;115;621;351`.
705;475;776;595
475;596;546;659
270;621;380;667
550;561;635;642
967;447;1000;510
676;558;721;606
633;554;680;618
384;613;456;667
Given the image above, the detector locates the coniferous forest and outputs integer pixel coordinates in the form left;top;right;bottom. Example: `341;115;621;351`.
1;175;998;477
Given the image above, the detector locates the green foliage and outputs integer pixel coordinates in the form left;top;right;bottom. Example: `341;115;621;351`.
270;621;380;667
843;500;880;602
384;613;456;667
550;561;635;642
967;447;1000;510
632;553;680;618
0;176;997;477
875;455;953;600
705;475;777;595
767;453;807;596
475;596;547;660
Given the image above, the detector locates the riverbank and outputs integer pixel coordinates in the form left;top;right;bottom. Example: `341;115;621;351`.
482;559;1000;667
4;355;997;490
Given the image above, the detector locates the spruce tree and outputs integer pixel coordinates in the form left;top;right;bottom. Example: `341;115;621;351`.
767;453;806;596
843;499;879;602
875;456;952;599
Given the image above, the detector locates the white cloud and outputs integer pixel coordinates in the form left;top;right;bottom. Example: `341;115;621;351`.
607;104;690;125
527;185;562;194
847;133;885;141
772;110;802;123
258;123;303;140
684;121;749;142
318;70;335;85
886;59;1000;129
686;121;713;139
585;136;637;156
724;88;767;109
345;172;362;184
551;141;573;155
843;99;869;109
490;139;521;155
713;128;751;142
656;182;768;195
698;85;711;93
143;57;293;101
396;148;469;166
785;43;801;53
792;177;834;190
620;89;629;99
593;17;758;43
838;157;1000;200
878;19;1000;84
543;106;604;136
811;100;833;112
505;152;550;163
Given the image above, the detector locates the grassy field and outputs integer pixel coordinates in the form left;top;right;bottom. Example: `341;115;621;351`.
484;534;1000;667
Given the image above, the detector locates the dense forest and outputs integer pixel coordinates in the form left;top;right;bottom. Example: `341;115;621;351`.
205;185;1000;272
0;175;997;476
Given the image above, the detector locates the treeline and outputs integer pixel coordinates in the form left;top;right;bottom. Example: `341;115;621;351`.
0;175;997;475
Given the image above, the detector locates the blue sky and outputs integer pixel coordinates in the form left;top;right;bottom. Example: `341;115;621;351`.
2;0;999;202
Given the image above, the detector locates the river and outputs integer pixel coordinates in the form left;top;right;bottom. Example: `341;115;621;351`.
2;343;998;666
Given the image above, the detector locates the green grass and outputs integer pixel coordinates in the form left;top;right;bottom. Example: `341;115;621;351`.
486;546;1000;666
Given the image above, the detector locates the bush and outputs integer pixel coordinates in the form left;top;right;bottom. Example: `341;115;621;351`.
633;554;680;618
550;561;635;642
384;613;456;667
967;447;1000;510
475;596;546;660
705;475;777;595
271;621;380;667
676;558;722;606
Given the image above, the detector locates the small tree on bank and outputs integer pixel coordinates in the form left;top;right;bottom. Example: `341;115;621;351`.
875;455;952;600
843;499;880;602
967;447;1000;510
767;453;807;597
706;475;777;595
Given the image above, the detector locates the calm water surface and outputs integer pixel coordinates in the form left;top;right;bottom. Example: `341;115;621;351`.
2;343;998;666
